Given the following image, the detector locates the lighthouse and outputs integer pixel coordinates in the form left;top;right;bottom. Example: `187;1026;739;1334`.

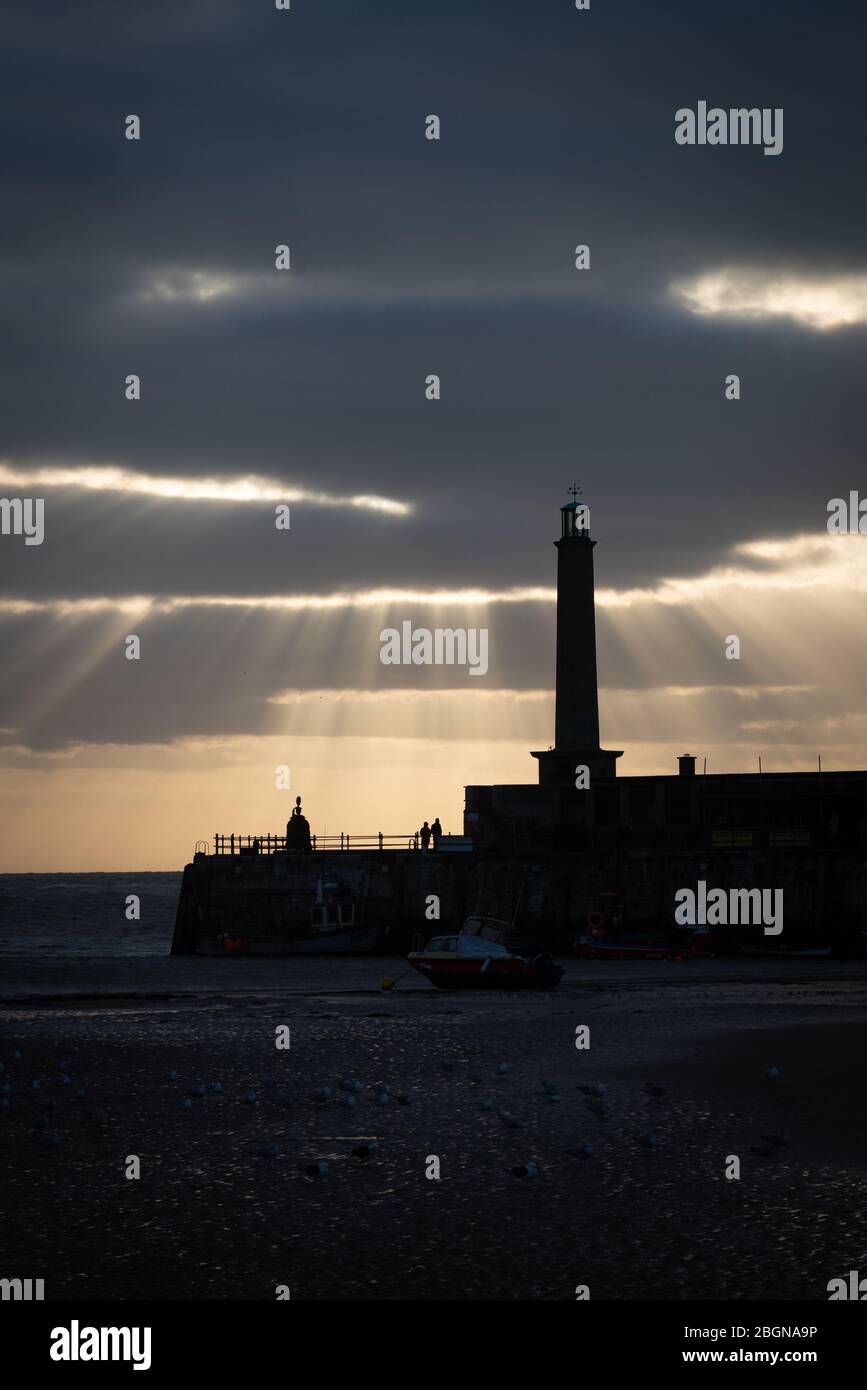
531;488;622;785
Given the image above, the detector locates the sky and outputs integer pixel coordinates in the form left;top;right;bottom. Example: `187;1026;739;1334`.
1;0;865;870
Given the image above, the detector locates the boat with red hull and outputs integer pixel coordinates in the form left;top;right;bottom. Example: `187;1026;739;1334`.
408;916;564;989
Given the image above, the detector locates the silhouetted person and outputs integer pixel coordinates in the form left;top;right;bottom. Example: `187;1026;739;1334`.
431;817;442;849
420;821;431;854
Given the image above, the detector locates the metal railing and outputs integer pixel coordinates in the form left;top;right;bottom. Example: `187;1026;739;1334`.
208;831;425;855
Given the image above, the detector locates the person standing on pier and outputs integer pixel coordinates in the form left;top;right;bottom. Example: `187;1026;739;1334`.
420;821;432;854
431;817;442;850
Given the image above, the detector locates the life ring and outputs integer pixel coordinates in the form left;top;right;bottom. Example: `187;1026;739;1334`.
586;910;605;931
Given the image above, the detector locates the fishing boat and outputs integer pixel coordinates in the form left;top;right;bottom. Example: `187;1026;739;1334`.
200;872;378;955
408;915;564;989
574;912;719;960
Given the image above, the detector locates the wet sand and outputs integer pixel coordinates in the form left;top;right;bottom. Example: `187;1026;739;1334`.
3;964;867;1300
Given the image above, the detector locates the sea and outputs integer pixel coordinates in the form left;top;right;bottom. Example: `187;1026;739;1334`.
0;873;180;959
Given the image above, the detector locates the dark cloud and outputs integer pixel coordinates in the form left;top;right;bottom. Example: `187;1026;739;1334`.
1;0;864;752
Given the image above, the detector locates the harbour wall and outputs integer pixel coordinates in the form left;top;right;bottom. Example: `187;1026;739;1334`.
170;845;867;954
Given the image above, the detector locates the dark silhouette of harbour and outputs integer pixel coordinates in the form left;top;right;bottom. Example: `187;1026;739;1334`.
172;501;867;961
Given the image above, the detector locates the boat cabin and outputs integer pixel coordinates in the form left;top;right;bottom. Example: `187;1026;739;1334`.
311;902;358;932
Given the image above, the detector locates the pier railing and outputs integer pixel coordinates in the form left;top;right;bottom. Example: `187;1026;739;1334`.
208;831;424;855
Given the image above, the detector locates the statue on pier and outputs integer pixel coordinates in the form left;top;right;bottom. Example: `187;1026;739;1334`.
285;795;312;853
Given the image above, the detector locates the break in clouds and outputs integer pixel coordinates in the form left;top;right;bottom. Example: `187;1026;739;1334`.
1;0;866;768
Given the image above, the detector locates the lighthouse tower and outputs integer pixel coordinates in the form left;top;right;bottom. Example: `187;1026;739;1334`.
531;488;622;785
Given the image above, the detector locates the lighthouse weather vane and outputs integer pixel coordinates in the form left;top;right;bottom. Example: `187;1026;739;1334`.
568;483;582;503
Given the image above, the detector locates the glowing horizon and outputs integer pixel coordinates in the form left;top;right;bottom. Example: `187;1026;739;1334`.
3;530;865;870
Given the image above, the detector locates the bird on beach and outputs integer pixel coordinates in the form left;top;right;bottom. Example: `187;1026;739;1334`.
498;1113;522;1130
765;1066;781;1080
635;1132;658;1150
165;1071;178;1082
208;1082;223;1094
243;1092;258;1105
584;1100;607;1117
644;1082;665;1098
302;1160;329;1176
566;1142;594;1160
309;1086;333;1103
577;1082;607;1098
178;1098;193;1110
351;1142;378;1159
337;1094;357;1108
497;1062;509;1075
339;1078;362;1094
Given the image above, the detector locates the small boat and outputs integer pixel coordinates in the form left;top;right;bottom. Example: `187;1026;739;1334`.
575;920;719;961
408;915;564;989
575;936;695;961
205;875;377;955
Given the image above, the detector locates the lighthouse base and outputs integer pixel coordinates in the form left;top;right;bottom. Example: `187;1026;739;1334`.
531;747;623;786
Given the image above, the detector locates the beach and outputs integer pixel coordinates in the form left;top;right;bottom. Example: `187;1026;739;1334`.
3;935;867;1301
